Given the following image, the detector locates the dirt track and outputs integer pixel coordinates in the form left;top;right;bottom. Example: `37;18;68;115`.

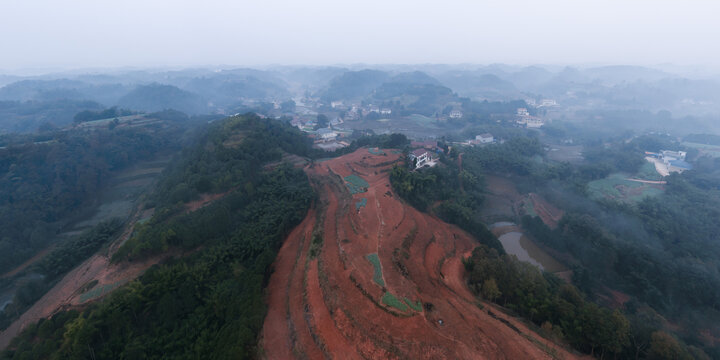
529;193;564;229
262;148;580;359
0;206;175;350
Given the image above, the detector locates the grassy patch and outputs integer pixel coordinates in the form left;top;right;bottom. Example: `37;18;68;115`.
403;297;423;311
523;199;538;217
366;253;385;286
79;279;99;293
309;232;323;259
636;161;662;181
382;292;409;312
355;198;367;210
368;148;385;155
587;173;663;203
79;281;122;303
407;114;436;126
344;175;369;194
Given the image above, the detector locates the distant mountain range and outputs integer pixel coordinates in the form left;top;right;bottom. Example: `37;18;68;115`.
0;64;718;133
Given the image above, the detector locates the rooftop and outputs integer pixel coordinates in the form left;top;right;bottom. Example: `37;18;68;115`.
411;149;428;157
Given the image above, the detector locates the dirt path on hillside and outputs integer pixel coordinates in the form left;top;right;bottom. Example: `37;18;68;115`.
626;178;667;184
261;148;582;359
0;205;176;350
529;193;564;229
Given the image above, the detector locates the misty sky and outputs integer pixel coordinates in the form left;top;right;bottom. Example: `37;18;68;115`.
0;0;718;71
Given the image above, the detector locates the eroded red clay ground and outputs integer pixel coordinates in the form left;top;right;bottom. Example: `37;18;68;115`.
262;148;581;359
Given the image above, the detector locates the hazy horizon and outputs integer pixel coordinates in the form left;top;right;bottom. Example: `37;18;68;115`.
1;0;718;73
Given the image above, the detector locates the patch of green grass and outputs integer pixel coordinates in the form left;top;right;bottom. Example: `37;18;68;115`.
368;148;385;155
587;173;663;203
79;281;122;303
588;174;633;199
366;253;385;286
345;175;369;194
407;114;435;125
309;232;323;259
355;198;367;210
626;186;664;201
636;161;662;181
523;199;537;217
403;297;423;311
79;279;99;293
382;292;409;312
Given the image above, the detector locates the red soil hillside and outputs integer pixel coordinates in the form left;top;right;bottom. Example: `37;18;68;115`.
261;148;580;359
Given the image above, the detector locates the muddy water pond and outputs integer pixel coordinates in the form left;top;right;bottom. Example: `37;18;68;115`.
493;223;566;273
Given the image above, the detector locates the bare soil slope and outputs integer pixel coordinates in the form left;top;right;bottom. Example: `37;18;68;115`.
262;148;580;359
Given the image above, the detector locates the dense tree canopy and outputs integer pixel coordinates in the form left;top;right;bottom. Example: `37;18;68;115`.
2;115;315;359
0;125;181;276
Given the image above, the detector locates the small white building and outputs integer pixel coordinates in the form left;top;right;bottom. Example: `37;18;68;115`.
661;150;687;162
525;118;544;128
476;133;494;144
517;108;529;116
449;110;463;119
539;99;558;107
317;128;338;141
409;149;430;169
380;108;392;115
331;101;343;109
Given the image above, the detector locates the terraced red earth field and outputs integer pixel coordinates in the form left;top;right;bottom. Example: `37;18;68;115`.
261;148;580;359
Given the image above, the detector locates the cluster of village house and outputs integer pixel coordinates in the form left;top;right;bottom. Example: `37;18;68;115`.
516;107;543;128
514;99;558;128
279;96;557;156
646;150;693;173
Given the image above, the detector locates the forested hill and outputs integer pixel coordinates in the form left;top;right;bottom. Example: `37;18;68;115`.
1;114;316;359
0;123;184;276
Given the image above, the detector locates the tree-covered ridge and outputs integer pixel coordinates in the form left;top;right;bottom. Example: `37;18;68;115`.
0;125;180;275
72;107;135;123
117;83;208;115
465;245;632;358
524;171;720;336
0;99;105;133
1;167;311;359
466;244;708;360
150;113;316;208
2;115;315;359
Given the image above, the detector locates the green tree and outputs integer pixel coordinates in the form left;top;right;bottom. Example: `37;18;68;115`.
481;278;501;302
315;114;329;129
647;331;692;360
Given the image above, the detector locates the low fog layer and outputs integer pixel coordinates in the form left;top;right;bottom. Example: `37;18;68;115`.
1;64;719;134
